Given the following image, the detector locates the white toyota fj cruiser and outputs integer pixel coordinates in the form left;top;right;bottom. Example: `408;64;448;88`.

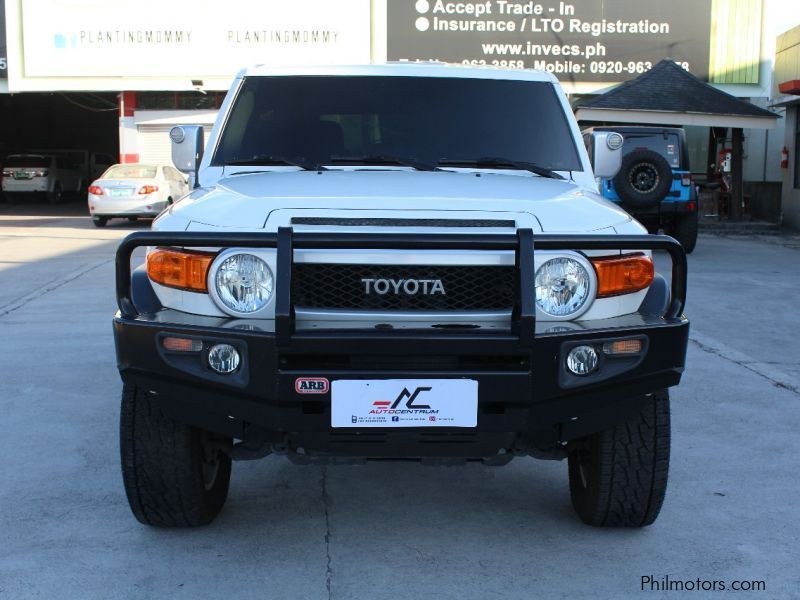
114;64;688;528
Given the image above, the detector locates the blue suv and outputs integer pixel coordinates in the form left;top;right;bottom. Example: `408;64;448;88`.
583;127;698;253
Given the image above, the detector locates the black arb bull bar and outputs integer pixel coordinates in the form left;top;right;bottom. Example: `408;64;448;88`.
114;229;688;452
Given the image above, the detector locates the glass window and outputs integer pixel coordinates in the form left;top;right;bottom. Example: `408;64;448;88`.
136;92;178;110
137;91;226;110
103;165;158;179
5;155;50;168
683;126;708;174
213;76;582;171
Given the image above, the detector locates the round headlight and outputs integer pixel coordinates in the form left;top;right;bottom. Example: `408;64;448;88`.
535;257;592;317
214;253;274;314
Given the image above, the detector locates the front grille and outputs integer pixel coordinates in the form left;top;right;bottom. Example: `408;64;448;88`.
292;264;517;311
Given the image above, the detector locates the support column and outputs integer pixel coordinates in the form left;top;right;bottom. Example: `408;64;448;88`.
707;127;727;180
118;91;139;164
731;128;744;220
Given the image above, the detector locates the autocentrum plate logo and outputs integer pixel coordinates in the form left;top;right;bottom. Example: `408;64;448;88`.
370;386;437;414
331;379;478;428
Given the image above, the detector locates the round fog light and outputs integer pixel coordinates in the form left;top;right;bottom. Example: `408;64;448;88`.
208;344;240;374
566;345;598;376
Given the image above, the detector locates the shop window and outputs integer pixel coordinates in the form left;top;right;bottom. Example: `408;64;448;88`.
137;92;225;110
176;92;224;110
684;126;709;175
137;92;178;110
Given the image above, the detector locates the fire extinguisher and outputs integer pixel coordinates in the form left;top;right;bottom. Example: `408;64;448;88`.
718;149;732;173
781;146;789;169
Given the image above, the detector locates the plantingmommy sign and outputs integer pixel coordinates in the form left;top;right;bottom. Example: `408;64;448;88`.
17;0;370;78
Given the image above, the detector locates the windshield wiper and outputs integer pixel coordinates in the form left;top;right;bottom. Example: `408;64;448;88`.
225;155;325;171
437;157;565;180
327;155;435;171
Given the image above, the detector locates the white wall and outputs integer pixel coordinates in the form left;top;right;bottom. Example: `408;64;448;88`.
743;100;786;182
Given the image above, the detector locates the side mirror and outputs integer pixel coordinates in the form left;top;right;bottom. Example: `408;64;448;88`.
589;131;624;179
170;126;204;188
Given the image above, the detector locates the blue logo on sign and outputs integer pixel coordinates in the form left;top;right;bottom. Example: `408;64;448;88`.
53;33;78;49
391;416;400;422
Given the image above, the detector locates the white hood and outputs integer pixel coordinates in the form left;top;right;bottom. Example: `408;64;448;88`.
158;170;634;233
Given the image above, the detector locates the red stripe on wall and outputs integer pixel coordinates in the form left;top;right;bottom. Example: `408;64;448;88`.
120;153;139;164
120;91;137;117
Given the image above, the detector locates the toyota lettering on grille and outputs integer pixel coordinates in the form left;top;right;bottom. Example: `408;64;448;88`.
361;278;446;296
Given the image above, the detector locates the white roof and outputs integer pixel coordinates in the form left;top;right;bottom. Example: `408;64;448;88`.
240;62;559;83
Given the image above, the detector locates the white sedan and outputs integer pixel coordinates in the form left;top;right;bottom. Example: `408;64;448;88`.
88;163;189;227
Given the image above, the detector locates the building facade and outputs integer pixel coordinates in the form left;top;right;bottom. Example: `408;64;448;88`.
2;0;800;223
775;25;800;229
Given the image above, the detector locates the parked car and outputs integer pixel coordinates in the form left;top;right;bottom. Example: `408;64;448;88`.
582;127;698;253
32;149;115;188
114;64;688;529
88;163;189;227
2;153;83;204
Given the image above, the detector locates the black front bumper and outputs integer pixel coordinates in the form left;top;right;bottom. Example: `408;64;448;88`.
114;230;689;460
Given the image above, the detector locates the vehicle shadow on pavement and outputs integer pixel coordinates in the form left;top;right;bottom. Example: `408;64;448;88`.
0;196;156;230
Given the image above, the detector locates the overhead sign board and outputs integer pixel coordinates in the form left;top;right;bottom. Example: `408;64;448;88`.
1;0;7;79
387;0;762;84
14;0;370;85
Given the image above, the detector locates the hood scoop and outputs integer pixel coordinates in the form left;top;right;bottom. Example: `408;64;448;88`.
291;217;516;228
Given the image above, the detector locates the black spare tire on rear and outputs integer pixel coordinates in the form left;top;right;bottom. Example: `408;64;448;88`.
613;149;673;208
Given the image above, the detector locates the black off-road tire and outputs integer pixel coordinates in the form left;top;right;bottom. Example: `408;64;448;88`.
92;217;108;228
613;150;673;208
568;390;670;527
671;211;698;254
120;383;232;527
47;183;63;205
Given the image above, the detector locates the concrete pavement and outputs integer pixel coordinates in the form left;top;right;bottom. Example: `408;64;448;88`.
0;204;798;599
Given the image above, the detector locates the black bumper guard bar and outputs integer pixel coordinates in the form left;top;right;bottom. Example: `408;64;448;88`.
116;229;687;345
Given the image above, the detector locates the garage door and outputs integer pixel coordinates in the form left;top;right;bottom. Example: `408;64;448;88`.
137;125;213;165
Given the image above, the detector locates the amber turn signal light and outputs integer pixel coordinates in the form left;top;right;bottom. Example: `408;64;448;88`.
591;254;654;298
147;247;215;292
602;339;643;355
161;336;203;352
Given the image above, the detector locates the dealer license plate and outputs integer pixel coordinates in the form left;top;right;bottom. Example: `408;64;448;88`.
331;379;478;428
109;188;134;197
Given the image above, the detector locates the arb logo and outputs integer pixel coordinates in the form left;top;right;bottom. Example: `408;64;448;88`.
295;378;330;394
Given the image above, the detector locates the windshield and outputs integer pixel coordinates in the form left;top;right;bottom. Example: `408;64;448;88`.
104;165;158;179
213;76;582;171
5;155;50;168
